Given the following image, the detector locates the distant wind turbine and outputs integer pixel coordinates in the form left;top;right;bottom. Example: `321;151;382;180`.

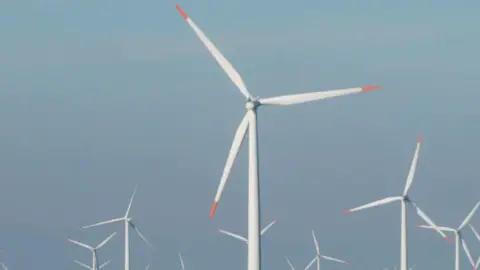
175;4;381;270
417;201;480;270
219;220;277;244
68;232;116;270
285;256;319;270
82;186;154;270
311;230;349;270
343;136;450;270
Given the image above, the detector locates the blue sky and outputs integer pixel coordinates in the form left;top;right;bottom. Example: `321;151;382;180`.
0;0;480;269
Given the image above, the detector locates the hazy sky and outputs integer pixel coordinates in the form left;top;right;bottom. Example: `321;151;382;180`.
1;0;480;269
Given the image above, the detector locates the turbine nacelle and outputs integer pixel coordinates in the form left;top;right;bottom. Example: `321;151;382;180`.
245;97;260;110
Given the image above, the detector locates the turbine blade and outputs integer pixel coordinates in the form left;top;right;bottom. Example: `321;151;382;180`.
96;232;116;249
74;260;92;270
68;239;93;250
416;225;456;232
312;230;320;254
82;217;124;229
458;201;480;230
175;5;252;99
285;257;295;270
470;224;480;242
260;219;277;235
130;222;154;250
179;252;185;270
218;229;248;243
258;86;379;106
210;112;249;217
403;136;422;196
321;255;349;264
125;186;138;217
303;256;317;270
461;237;475;267
475;256;480;269
343;196;402;214
411;203;451;242
99;260;111;269
145;264;150;270
0;263;7;270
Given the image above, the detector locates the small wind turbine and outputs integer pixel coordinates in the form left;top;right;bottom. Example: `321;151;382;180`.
219;220;277;244
417;200;480;270
311;230;349;270
68;232;116;270
179;252;185;270
175;4;380;270
74;260;111;270
343;136;450;270
285;256;319;270
82;186;153;270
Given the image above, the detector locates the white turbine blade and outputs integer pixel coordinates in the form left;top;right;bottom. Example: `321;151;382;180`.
82;217;124;229
259;86;379;106
285;257;295;270
210;112;249;217
218;229;248;243
125;186;138;217
99;260;111;269
145;264;150;270
179;252;185;270
303;256;317;270
412;203;451;242
461;237;475;267
416;225;456;232
68;239;93;250
470;224;480;242
176;5;252;99
130;222;154;250
74;260;92;270
321;255;350;264
403;136;422;196
260;219;277;235
0;263;6;270
458;201;480;230
343;196;402;214
312;230;320;254
475;256;480;269
96;232;116;249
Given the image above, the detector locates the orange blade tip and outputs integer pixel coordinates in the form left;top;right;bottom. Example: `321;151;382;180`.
361;85;380;92
343;210;351;214
209;201;218;218
445;236;452;243
175;4;189;19
418;135;423;143
416;225;422;228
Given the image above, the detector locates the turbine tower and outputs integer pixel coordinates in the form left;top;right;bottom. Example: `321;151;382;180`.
68;232;116;270
343;136;450;270
311;230;349;270
82;186;153;270
219;219;277;244
417;200;480;270
175;5;381;270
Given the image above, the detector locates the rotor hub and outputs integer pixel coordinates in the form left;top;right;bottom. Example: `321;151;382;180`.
245;101;255;110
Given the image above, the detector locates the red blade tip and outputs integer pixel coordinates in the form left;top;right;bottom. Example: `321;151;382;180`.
209;201;218;218
416;225;423;228
445;236;452;243
343;210;351;214
418;135;423;143
175;4;189;19
361;85;380;92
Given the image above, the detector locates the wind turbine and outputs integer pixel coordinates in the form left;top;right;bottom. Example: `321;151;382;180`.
343;136;450;270
417;201;480;270
311;230;349;270
82;187;153;270
74;260;111;270
285;256;320;270
219;219;277;244
175;5;380;270
68;232;116;270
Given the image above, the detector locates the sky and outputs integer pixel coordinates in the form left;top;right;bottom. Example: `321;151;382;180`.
0;0;480;269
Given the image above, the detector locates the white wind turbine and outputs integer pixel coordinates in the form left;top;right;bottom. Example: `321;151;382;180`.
343;136;450;270
175;4;380;270
285;255;320;270
471;225;480;270
417;201;480;270
310;230;349;270
68;232;116;270
219;219;277;244
82;187;153;270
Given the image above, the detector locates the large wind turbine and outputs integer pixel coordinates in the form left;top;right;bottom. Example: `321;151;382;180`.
311;230;349;270
219;219;276;244
175;5;380;270
417;201;480;270
343;136;450;270
68;232;116;270
82;187;153;270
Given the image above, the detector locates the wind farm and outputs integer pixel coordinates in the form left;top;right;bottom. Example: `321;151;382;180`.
0;1;479;270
